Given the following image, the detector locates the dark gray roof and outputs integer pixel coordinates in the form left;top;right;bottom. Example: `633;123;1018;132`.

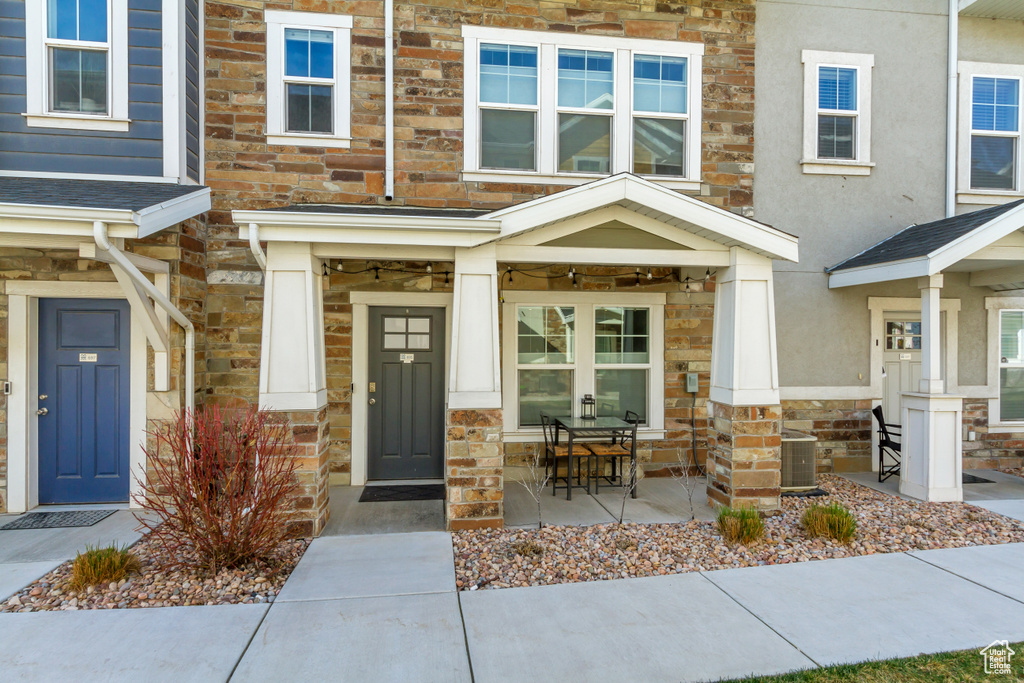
265;204;491;218
0;176;207;212
828;199;1024;272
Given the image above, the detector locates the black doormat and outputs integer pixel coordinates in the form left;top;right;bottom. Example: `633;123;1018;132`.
963;473;994;484
358;485;445;503
0;509;116;530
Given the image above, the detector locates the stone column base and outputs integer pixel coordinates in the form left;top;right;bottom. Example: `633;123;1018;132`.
707;402;782;510
900;393;963;502
281;407;331;537
446;409;503;530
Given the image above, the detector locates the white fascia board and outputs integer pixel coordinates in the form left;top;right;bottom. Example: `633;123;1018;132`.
489;174;799;262
134;188;211;237
232;210;500;233
248;225;496;248
930;201;1024;272
495;245;731;267
827;258;932;288
0;205;137;237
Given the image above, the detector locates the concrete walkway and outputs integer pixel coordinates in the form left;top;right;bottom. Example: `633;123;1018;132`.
3;532;1024;681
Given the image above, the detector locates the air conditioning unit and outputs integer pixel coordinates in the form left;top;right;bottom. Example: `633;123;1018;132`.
781;429;818;491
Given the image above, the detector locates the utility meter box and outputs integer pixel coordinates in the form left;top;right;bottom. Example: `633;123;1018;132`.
685;373;699;394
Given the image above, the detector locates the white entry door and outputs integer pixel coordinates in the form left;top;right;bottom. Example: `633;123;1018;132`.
882;317;922;425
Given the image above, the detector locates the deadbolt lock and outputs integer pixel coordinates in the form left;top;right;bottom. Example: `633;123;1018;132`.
39;394;48;400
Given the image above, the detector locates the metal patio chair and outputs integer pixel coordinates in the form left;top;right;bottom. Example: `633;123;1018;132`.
540;412;590;498
872;405;901;483
585;410;639;497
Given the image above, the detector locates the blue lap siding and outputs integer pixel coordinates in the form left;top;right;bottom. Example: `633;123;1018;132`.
0;0;164;177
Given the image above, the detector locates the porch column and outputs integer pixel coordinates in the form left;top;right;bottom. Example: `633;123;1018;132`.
707;248;782;511
259;241;330;534
445;246;503;530
900;274;963;502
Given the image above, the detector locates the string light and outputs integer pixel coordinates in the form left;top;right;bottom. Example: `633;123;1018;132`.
647;267;653;280
704;267;711;282
426;263;432;273
507;266;513;283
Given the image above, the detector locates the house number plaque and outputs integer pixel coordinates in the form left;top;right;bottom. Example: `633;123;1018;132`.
79;353;98;363
400;353;414;363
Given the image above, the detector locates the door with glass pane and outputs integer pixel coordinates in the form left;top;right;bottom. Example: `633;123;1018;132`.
367;307;445;480
882;317;923;425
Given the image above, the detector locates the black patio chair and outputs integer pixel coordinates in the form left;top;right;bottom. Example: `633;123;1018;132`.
585;410;639;497
540;412;590;498
872;405;901;483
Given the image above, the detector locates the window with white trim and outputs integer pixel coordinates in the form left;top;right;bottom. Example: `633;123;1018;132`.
24;0;129;130
999;310;1024;422
958;63;1024;204
464;27;703;187
265;11;351;149
801;50;874;175
504;296;664;432
970;76;1020;192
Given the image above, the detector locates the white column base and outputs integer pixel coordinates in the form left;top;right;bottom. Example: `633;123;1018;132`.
899;392;963;503
448;391;502;410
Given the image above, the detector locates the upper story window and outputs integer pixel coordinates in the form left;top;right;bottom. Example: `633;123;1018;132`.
958;63;1024;205
464;27;704;190
801;50;874;176
971;77;1020;192
265;11;352;149
24;0;129;131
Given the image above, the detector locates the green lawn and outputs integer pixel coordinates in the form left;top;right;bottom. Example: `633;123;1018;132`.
728;643;1024;682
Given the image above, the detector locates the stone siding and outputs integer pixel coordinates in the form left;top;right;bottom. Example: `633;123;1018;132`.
282;407;331;536
446;408;504;530
707;402;781;510
781;399;872;474
963;399;1024;470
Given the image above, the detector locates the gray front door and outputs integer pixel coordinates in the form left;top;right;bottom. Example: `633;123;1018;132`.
367;307;445;480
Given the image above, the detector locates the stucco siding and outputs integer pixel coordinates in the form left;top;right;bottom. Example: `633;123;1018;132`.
755;0;950;388
959;16;1024;65
0;0;163;177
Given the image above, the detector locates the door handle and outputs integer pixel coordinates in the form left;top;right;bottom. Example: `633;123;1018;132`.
368;398;376;405
36;408;48;416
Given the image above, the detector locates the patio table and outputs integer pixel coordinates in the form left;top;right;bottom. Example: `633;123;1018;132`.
553;416;637;501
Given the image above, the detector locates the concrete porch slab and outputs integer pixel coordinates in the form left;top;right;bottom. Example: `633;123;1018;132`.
911;542;1024;603
0;560;62;601
503;481;615;528
0;510;145;564
969;499;1024;523
590;477;716;524
276;531;456;602
704;552;1024;666
232;592;471;682
0;604;267;683
460;572;815;683
322;485;445;536
840;470;1024;503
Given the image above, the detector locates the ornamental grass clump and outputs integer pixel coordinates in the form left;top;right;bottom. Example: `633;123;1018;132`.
134;405;299;573
69;543;141;590
802;502;857;543
716;506;764;545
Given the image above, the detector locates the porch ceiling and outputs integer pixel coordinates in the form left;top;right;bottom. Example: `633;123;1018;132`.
959;0;1024;20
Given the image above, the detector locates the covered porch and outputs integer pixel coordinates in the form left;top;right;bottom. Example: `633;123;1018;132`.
233;173;799;533
827;198;1024;502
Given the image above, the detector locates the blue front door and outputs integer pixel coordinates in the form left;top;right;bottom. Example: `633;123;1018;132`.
38;299;131;504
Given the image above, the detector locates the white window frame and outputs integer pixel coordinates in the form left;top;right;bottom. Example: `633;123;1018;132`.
265;10;352;149
501;291;665;440
958;62;1024;206
24;0;129;132
462;26;703;190
800;50;874;176
986;298;1024;429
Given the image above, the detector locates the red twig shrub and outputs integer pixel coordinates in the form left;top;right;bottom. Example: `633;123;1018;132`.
133;405;300;573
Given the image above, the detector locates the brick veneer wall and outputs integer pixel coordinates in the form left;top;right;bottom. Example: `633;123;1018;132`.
963;399;1024;470
203;0;757;407
0;218;207;513
781;400;872;474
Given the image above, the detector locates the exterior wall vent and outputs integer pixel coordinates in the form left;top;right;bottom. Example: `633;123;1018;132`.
781;429;818;491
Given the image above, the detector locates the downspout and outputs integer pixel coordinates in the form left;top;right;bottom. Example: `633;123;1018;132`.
93;221;196;418
384;0;395;200
945;0;958;218
248;222;267;273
